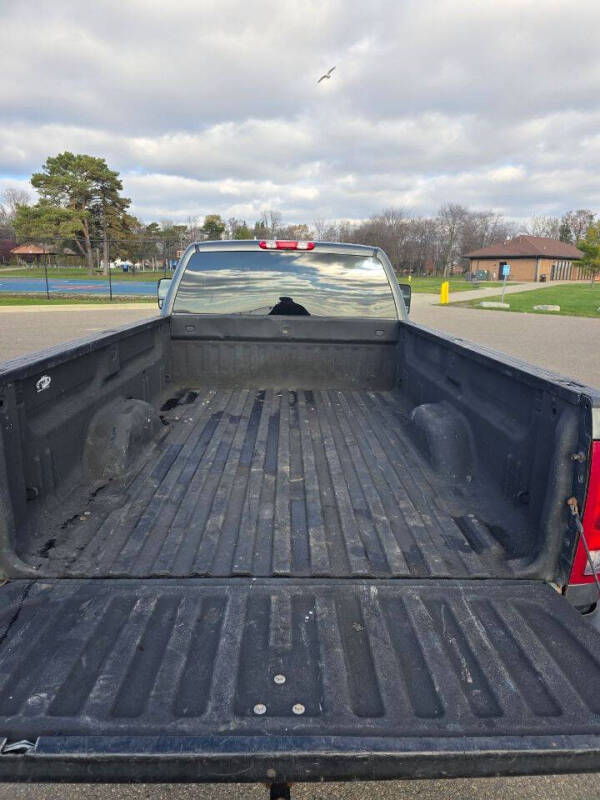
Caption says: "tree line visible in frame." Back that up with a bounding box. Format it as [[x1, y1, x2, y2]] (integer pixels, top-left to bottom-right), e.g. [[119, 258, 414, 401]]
[[202, 205, 600, 277], [1, 151, 598, 277]]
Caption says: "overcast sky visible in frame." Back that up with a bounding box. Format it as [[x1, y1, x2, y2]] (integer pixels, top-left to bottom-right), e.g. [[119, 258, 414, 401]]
[[1, 0, 599, 225]]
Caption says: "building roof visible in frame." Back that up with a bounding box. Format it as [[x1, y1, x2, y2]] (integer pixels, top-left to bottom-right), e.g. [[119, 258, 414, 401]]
[[465, 235, 583, 260], [10, 243, 56, 255]]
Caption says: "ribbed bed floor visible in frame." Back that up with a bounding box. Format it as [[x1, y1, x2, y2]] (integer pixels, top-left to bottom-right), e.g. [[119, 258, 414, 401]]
[[25, 388, 518, 578]]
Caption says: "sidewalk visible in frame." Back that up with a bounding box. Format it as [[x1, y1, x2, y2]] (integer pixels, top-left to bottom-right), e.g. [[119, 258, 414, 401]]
[[412, 281, 571, 307]]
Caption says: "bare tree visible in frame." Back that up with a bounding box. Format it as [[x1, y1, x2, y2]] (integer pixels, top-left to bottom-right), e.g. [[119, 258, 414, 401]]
[[312, 219, 357, 242], [185, 216, 205, 243], [437, 203, 469, 276], [0, 187, 32, 235], [353, 208, 407, 269], [325, 210, 441, 274], [528, 215, 561, 239], [258, 209, 283, 237], [227, 217, 241, 238], [458, 210, 516, 268], [278, 223, 313, 240], [463, 211, 515, 250], [0, 206, 10, 234], [337, 220, 358, 242], [312, 218, 330, 240], [402, 217, 440, 274], [559, 209, 595, 244], [1, 187, 31, 220]]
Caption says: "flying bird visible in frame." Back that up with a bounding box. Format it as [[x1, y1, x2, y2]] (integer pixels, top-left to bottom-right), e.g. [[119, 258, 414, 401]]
[[317, 66, 336, 84]]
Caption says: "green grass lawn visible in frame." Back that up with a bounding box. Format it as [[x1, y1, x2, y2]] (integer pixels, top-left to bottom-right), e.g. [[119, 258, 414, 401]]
[[403, 276, 509, 293], [0, 294, 156, 306], [456, 284, 600, 318], [0, 267, 163, 281]]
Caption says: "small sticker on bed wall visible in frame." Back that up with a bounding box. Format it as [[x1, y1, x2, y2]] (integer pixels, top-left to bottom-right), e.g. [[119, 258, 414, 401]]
[[35, 375, 51, 393]]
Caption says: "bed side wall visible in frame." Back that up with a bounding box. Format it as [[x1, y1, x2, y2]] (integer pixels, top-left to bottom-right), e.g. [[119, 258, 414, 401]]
[[0, 317, 170, 576], [397, 322, 594, 582]]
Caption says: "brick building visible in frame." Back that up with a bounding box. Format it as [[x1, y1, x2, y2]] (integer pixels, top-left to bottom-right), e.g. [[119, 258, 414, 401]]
[[465, 235, 584, 282]]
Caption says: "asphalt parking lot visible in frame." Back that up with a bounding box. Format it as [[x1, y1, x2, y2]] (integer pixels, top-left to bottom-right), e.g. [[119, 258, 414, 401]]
[[0, 301, 598, 800], [1, 774, 600, 800], [0, 304, 159, 363], [411, 294, 600, 388]]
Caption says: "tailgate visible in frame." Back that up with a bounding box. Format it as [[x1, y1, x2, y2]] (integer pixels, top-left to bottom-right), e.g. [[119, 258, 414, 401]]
[[0, 578, 599, 782]]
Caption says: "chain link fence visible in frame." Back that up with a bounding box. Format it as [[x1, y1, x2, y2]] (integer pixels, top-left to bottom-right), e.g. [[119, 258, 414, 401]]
[[0, 235, 191, 301]]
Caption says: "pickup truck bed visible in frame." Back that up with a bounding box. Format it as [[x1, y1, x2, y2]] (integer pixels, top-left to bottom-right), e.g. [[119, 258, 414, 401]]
[[22, 387, 524, 579], [1, 300, 599, 784]]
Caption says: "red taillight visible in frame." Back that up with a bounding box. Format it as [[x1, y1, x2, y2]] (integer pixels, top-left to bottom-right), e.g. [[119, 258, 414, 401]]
[[258, 240, 315, 250], [569, 440, 600, 584]]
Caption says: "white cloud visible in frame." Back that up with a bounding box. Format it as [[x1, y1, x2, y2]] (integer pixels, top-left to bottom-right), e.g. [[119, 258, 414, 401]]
[[0, 177, 32, 198], [488, 166, 526, 183], [1, 0, 600, 223]]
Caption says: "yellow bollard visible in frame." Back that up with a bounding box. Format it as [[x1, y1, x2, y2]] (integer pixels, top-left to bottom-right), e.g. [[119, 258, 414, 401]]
[[440, 280, 450, 304]]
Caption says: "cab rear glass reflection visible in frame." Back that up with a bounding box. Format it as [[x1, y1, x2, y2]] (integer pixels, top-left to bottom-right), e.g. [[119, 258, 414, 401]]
[[173, 250, 397, 318]]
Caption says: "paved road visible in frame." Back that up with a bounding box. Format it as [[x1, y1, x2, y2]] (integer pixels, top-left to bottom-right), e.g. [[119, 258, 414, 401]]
[[411, 294, 600, 388], [1, 774, 599, 800], [0, 277, 156, 296], [0, 305, 158, 362], [0, 304, 599, 799]]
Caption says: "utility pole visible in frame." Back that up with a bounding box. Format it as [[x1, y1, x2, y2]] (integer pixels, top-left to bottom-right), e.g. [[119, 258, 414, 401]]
[[43, 248, 50, 301], [107, 238, 113, 302], [102, 206, 112, 300], [108, 261, 113, 301], [103, 219, 110, 276]]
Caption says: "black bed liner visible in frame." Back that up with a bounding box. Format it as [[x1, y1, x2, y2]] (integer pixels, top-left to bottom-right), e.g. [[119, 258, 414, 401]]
[[0, 578, 599, 781], [23, 388, 529, 579]]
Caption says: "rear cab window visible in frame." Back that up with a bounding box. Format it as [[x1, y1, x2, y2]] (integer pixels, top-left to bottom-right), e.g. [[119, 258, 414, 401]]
[[172, 249, 398, 318]]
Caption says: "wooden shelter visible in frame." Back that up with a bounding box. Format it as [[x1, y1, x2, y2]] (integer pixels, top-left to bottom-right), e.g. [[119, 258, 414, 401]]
[[10, 243, 57, 264]]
